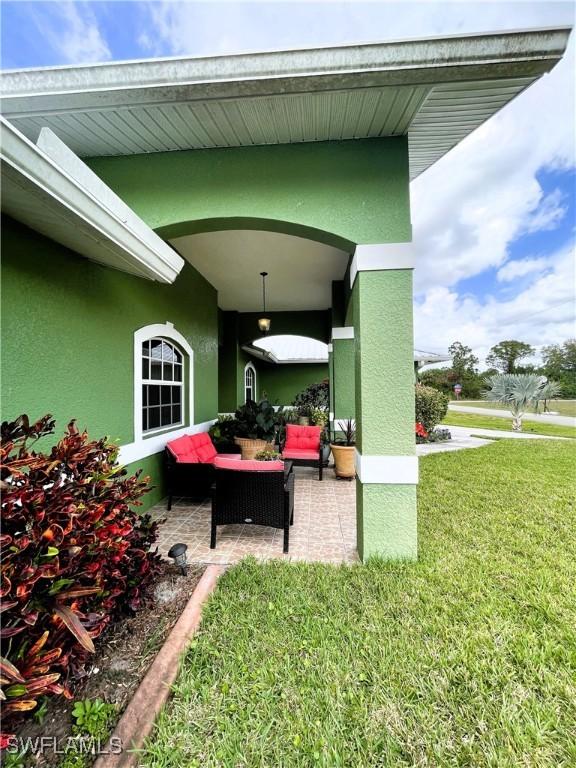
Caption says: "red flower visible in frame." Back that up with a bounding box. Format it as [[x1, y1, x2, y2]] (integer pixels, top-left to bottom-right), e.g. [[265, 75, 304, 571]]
[[415, 422, 428, 438]]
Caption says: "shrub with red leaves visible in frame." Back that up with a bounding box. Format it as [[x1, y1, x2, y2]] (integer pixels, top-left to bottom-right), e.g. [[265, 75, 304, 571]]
[[0, 414, 162, 740]]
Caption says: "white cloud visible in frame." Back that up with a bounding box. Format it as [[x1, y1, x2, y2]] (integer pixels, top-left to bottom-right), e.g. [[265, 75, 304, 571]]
[[31, 2, 111, 64], [414, 242, 576, 366], [522, 188, 569, 234], [496, 257, 550, 283]]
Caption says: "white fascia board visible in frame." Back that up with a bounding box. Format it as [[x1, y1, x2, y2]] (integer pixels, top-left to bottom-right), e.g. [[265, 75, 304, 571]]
[[0, 118, 184, 283], [1, 27, 570, 112]]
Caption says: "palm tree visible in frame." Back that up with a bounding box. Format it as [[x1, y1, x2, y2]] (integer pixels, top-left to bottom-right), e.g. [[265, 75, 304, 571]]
[[535, 380, 562, 414], [483, 374, 559, 431]]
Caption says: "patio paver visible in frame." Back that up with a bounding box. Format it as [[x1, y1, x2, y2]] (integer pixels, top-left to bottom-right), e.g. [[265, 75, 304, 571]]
[[149, 466, 359, 565]]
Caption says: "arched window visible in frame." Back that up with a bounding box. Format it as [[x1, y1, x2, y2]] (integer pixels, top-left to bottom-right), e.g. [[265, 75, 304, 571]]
[[244, 362, 257, 403], [141, 338, 184, 433]]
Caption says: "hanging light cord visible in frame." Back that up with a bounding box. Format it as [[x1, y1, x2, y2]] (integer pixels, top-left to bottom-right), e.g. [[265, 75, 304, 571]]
[[260, 271, 268, 313]]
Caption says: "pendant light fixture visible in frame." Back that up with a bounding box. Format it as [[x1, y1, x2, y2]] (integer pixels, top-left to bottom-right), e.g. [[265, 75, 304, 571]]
[[257, 271, 271, 333]]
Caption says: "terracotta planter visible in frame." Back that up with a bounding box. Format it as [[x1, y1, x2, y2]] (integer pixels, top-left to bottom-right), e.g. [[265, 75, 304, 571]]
[[234, 437, 274, 460], [298, 417, 310, 426], [330, 444, 356, 479]]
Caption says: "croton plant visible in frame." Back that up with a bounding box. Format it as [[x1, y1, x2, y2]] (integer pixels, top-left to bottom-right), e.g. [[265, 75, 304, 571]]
[[0, 414, 162, 746]]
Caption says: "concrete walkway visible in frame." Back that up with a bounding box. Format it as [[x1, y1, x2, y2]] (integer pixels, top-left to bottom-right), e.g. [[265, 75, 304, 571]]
[[417, 423, 572, 456], [448, 403, 575, 427]]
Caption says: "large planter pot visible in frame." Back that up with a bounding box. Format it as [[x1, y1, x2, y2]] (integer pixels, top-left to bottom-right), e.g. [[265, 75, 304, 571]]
[[298, 417, 310, 426], [234, 437, 274, 460], [330, 444, 356, 479]]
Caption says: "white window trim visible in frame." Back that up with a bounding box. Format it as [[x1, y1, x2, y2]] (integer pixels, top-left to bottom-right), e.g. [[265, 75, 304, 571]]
[[119, 322, 199, 465], [244, 362, 257, 403]]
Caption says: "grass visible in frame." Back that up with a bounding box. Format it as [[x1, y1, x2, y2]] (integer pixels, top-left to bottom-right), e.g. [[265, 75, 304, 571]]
[[456, 399, 576, 418], [143, 440, 576, 768], [443, 410, 576, 439]]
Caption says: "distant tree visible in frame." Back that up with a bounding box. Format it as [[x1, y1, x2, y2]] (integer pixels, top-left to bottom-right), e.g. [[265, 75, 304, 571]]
[[541, 339, 576, 398], [483, 373, 558, 431], [448, 341, 479, 378], [486, 340, 535, 374]]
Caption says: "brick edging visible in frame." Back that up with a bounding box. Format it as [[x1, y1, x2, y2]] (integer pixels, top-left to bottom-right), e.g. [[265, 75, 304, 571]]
[[93, 564, 225, 768]]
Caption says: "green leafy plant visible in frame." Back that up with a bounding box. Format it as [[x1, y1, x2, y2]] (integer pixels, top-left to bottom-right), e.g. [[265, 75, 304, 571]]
[[483, 374, 560, 431], [208, 414, 240, 444], [234, 399, 277, 442], [71, 698, 115, 739], [332, 420, 356, 446], [254, 448, 282, 462], [292, 380, 329, 415], [310, 408, 328, 429], [415, 384, 449, 432], [0, 414, 162, 741]]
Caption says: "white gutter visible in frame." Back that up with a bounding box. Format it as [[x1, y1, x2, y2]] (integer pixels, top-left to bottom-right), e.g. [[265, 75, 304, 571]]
[[0, 118, 184, 283]]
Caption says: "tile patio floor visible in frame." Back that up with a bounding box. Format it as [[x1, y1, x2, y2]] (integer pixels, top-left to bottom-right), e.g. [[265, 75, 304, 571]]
[[149, 466, 359, 565]]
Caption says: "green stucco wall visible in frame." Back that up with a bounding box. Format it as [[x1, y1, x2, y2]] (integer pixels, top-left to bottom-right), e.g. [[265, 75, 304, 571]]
[[258, 363, 328, 406], [1, 216, 219, 509], [332, 339, 355, 420], [87, 137, 410, 248]]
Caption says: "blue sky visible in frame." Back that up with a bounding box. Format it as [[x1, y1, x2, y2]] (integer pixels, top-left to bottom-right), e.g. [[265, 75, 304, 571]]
[[1, 1, 575, 364]]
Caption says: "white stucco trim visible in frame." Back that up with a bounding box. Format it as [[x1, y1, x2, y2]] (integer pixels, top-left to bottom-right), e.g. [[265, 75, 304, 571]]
[[131, 322, 195, 461], [327, 343, 333, 353], [350, 243, 414, 287], [331, 327, 354, 340], [119, 419, 215, 465], [355, 450, 419, 484]]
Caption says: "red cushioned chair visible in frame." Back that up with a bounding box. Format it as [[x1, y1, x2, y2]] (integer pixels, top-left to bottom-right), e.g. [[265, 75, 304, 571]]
[[211, 458, 295, 552], [281, 424, 324, 480], [165, 433, 241, 510]]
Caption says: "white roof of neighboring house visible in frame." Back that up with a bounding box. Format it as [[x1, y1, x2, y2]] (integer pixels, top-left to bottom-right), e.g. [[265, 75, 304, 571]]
[[0, 27, 570, 180]]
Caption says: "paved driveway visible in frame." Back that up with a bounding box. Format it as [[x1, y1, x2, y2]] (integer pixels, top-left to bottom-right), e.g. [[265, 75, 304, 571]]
[[449, 403, 576, 427]]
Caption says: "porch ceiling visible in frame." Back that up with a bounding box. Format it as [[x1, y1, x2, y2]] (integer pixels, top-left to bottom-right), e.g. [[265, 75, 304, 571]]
[[170, 229, 349, 311], [0, 27, 570, 180]]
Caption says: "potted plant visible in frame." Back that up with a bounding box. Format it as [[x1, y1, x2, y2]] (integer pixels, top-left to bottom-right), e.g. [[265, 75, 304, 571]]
[[330, 419, 356, 479], [310, 407, 331, 464], [233, 398, 277, 459], [297, 404, 311, 426], [254, 447, 282, 462], [293, 380, 329, 426], [209, 414, 241, 453]]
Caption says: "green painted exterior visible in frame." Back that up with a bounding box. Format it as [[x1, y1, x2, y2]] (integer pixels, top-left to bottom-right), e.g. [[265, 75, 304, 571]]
[[353, 269, 416, 561], [1, 216, 219, 509], [87, 137, 411, 248], [258, 363, 328, 406], [332, 339, 355, 421]]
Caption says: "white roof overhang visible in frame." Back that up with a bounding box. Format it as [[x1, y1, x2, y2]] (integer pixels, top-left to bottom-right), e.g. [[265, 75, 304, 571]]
[[0, 27, 571, 179], [0, 118, 184, 282]]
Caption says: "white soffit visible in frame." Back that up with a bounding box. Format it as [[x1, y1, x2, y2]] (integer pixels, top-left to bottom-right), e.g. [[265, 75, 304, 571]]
[[0, 119, 184, 282], [170, 229, 349, 311], [0, 28, 570, 179]]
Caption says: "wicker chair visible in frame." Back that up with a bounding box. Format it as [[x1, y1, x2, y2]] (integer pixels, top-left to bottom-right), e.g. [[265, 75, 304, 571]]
[[211, 460, 294, 553], [281, 424, 325, 480], [165, 433, 240, 510]]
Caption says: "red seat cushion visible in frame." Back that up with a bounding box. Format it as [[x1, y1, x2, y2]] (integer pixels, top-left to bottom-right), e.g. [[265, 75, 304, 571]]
[[282, 448, 320, 461], [213, 457, 284, 472], [167, 433, 218, 464], [215, 453, 243, 461], [284, 425, 322, 451], [166, 435, 199, 463]]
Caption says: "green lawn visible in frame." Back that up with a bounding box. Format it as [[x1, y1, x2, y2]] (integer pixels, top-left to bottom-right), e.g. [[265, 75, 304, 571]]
[[144, 441, 576, 768], [456, 399, 576, 418], [442, 410, 576, 438]]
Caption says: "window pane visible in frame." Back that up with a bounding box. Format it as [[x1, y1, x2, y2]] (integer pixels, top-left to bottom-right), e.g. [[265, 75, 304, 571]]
[[142, 359, 149, 379], [174, 348, 182, 364], [150, 361, 162, 380], [143, 386, 148, 406], [150, 339, 162, 359], [163, 362, 173, 381], [148, 386, 160, 406], [171, 385, 181, 403], [161, 386, 172, 405], [148, 407, 160, 430], [172, 404, 181, 423], [174, 364, 182, 382], [161, 405, 172, 425], [142, 410, 148, 431], [142, 340, 150, 356]]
